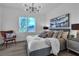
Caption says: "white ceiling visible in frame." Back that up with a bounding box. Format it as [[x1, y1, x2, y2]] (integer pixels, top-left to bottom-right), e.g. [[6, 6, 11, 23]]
[[0, 3, 63, 15]]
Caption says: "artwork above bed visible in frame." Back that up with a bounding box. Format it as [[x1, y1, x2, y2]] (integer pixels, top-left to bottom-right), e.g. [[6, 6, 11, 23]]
[[50, 13, 70, 30]]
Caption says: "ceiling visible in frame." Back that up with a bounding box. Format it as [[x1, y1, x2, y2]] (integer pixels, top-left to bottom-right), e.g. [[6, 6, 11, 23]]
[[0, 3, 62, 15]]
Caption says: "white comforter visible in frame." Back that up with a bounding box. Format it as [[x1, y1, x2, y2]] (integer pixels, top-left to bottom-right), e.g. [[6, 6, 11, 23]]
[[26, 35, 60, 55], [45, 38, 60, 55]]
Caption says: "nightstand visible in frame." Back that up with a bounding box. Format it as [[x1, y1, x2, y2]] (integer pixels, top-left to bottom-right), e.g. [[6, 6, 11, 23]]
[[67, 38, 79, 54]]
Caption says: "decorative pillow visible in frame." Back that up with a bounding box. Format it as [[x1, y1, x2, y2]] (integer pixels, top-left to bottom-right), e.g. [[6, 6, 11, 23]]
[[47, 31, 54, 38], [6, 33, 15, 38], [61, 32, 69, 40], [10, 33, 16, 37], [57, 31, 63, 39], [6, 33, 11, 38], [53, 31, 59, 38], [38, 31, 48, 38]]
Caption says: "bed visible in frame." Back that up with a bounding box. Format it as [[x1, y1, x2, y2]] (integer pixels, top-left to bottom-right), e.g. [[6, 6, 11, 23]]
[[25, 30, 69, 56], [26, 37, 50, 56]]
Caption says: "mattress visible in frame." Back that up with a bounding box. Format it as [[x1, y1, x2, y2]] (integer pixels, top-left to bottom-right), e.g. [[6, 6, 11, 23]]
[[27, 39, 49, 52], [26, 36, 50, 55]]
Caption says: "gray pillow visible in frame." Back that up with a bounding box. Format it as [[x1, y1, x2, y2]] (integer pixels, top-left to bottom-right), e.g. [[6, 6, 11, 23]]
[[38, 32, 48, 38]]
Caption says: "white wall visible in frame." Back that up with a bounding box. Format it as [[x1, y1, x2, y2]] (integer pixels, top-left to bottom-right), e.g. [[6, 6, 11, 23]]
[[0, 6, 3, 44], [1, 3, 79, 43], [45, 3, 79, 36], [46, 4, 79, 25], [0, 6, 2, 31], [1, 6, 46, 42]]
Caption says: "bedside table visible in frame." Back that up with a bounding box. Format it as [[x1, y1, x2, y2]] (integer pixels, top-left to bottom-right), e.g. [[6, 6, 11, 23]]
[[67, 38, 79, 54]]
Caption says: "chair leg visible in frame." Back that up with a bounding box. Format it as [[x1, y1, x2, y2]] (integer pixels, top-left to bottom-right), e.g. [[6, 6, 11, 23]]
[[6, 43, 7, 48], [14, 39, 16, 44], [5, 42, 7, 48]]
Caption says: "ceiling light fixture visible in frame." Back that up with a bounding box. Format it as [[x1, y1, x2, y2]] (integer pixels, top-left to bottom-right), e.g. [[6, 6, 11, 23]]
[[24, 3, 42, 13]]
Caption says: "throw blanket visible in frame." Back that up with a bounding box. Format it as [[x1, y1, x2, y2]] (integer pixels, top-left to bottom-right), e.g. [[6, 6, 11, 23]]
[[45, 38, 60, 55], [26, 35, 60, 55]]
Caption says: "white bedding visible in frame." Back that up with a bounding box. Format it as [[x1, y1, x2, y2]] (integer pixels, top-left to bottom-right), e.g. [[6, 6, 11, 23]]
[[26, 35, 49, 55], [26, 35, 60, 55], [45, 38, 60, 55]]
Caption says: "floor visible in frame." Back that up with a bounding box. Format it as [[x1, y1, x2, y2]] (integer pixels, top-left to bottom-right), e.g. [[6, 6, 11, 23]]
[[0, 41, 79, 56]]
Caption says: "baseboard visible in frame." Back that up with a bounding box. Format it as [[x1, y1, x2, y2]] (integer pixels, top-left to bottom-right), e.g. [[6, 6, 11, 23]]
[[16, 40, 25, 43], [0, 40, 25, 45]]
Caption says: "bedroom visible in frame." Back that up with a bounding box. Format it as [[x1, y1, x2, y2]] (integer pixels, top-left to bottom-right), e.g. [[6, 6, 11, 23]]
[[0, 3, 79, 56]]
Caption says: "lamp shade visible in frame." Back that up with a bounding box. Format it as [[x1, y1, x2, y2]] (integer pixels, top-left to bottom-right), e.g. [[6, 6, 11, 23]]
[[43, 26, 49, 30]]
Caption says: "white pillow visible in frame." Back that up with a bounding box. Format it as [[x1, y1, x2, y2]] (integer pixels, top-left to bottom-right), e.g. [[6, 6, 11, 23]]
[[10, 33, 15, 37], [6, 33, 15, 38], [6, 33, 11, 38]]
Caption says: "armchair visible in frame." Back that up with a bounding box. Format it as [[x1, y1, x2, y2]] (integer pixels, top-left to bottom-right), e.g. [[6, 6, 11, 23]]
[[0, 30, 16, 48]]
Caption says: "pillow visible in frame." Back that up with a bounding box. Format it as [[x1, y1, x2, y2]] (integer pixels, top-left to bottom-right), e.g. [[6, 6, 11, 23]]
[[53, 31, 59, 38], [6, 33, 15, 38], [6, 33, 11, 38], [57, 31, 63, 39], [10, 33, 16, 37], [61, 32, 69, 40], [47, 31, 54, 38], [38, 31, 48, 38]]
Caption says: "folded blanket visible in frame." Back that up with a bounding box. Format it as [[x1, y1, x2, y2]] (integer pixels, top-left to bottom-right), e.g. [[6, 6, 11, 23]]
[[45, 38, 60, 55]]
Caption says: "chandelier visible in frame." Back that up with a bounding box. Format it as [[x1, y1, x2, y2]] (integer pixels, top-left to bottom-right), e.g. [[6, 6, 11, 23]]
[[24, 3, 41, 13]]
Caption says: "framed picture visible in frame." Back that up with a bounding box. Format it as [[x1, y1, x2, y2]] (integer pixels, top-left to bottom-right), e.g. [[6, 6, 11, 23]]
[[50, 13, 70, 29]]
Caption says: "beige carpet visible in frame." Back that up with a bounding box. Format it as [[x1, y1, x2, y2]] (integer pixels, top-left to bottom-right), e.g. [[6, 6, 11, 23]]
[[0, 41, 78, 56]]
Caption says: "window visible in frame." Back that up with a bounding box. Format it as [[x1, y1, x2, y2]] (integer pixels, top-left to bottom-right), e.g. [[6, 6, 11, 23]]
[[19, 16, 27, 32], [27, 17, 36, 32], [19, 16, 36, 32]]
